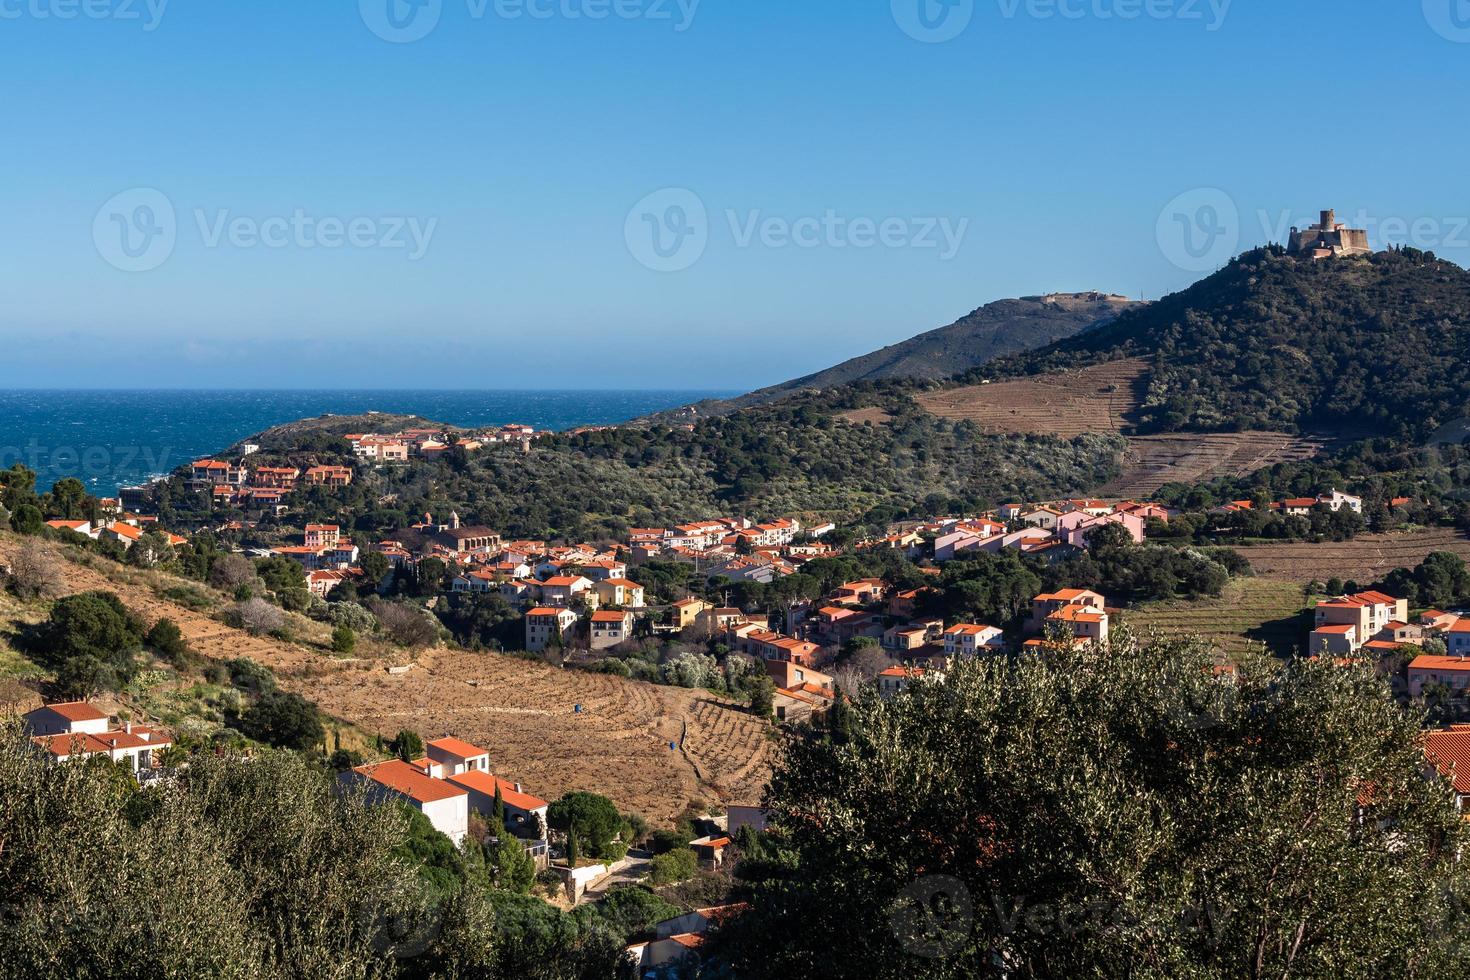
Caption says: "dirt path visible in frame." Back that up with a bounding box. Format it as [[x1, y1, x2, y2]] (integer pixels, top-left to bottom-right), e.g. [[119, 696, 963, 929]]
[[0, 536, 775, 825]]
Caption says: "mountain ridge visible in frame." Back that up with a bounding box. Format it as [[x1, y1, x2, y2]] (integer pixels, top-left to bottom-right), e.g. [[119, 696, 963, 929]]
[[641, 291, 1141, 423]]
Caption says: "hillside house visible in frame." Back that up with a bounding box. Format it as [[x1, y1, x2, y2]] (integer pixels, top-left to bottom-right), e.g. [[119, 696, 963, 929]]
[[345, 760, 469, 846], [672, 598, 712, 629], [425, 737, 491, 776], [1314, 592, 1409, 644], [590, 609, 635, 650], [1046, 604, 1110, 647], [252, 466, 299, 489], [25, 703, 171, 774], [593, 578, 646, 608], [445, 770, 549, 838], [1450, 619, 1470, 656], [943, 623, 1005, 657], [525, 607, 578, 652], [304, 523, 341, 548], [304, 465, 354, 487], [1030, 589, 1106, 631], [1310, 623, 1359, 657], [538, 575, 593, 607], [877, 665, 936, 698], [1410, 655, 1470, 698], [1423, 726, 1470, 810]]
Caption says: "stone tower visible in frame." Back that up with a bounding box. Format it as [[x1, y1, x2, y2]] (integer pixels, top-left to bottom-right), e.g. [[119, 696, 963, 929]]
[[1287, 208, 1371, 260]]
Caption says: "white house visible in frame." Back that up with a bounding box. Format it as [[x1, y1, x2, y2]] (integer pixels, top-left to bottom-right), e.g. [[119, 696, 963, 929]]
[[425, 736, 491, 776], [25, 703, 172, 774], [445, 770, 550, 837], [942, 623, 1005, 657], [525, 607, 578, 651], [345, 760, 469, 846]]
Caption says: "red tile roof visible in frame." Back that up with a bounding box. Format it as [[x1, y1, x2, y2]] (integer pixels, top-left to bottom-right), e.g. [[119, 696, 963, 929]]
[[427, 736, 488, 760], [354, 760, 467, 804], [444, 769, 548, 811]]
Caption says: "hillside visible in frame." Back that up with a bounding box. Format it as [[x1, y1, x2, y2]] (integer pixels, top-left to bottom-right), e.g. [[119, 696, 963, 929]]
[[978, 247, 1470, 439], [0, 532, 774, 824], [645, 292, 1140, 422]]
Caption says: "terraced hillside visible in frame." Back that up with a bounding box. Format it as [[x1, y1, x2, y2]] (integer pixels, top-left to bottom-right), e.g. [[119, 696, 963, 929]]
[[1099, 432, 1329, 497], [1238, 529, 1470, 585], [914, 358, 1151, 436], [1127, 577, 1308, 659], [0, 534, 776, 825]]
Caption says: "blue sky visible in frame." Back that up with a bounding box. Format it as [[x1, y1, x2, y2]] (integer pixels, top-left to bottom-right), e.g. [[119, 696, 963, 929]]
[[1, 0, 1467, 389]]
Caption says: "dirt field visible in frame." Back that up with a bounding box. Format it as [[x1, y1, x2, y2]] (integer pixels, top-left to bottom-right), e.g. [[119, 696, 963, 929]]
[[1126, 577, 1308, 659], [0, 535, 776, 825], [1099, 432, 1327, 497], [914, 359, 1150, 436], [837, 406, 896, 426], [1237, 529, 1470, 585]]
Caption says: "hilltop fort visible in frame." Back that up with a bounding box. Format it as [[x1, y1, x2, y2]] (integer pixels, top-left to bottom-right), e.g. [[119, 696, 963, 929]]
[[1287, 209, 1371, 259]]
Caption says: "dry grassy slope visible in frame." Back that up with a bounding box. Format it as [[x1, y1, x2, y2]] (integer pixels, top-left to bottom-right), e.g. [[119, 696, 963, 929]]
[[1126, 577, 1309, 660], [0, 533, 775, 825], [912, 358, 1327, 492]]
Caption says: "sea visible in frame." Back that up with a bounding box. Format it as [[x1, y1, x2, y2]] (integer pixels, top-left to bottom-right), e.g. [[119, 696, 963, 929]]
[[0, 390, 733, 495]]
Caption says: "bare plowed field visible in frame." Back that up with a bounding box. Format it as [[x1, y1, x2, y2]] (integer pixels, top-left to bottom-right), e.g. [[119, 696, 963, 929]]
[[914, 359, 1150, 436], [1239, 529, 1470, 584], [0, 536, 775, 825], [1099, 432, 1327, 497]]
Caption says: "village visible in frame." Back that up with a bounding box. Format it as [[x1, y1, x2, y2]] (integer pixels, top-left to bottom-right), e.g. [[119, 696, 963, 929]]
[[15, 423, 1470, 976]]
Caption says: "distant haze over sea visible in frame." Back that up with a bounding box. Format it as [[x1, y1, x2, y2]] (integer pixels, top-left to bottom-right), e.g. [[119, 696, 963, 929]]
[[0, 390, 732, 495]]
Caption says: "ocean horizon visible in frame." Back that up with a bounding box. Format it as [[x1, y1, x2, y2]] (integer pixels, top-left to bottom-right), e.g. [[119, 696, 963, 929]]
[[0, 389, 736, 496]]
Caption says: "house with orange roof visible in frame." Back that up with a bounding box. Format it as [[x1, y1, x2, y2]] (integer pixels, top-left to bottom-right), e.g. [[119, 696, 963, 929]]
[[1029, 589, 1105, 631], [877, 665, 937, 698], [593, 577, 646, 609], [627, 904, 749, 977], [304, 465, 353, 487], [252, 466, 299, 489], [525, 607, 578, 652], [425, 736, 491, 776], [304, 523, 341, 548], [344, 760, 469, 845], [445, 769, 549, 837], [1309, 623, 1359, 657], [45, 519, 94, 538], [590, 609, 635, 650], [1409, 654, 1470, 698], [1314, 591, 1409, 644], [943, 623, 1005, 657], [99, 521, 143, 549], [24, 702, 171, 775], [1449, 618, 1470, 657], [1422, 725, 1470, 809], [537, 574, 593, 607], [1047, 604, 1110, 647], [670, 596, 712, 628]]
